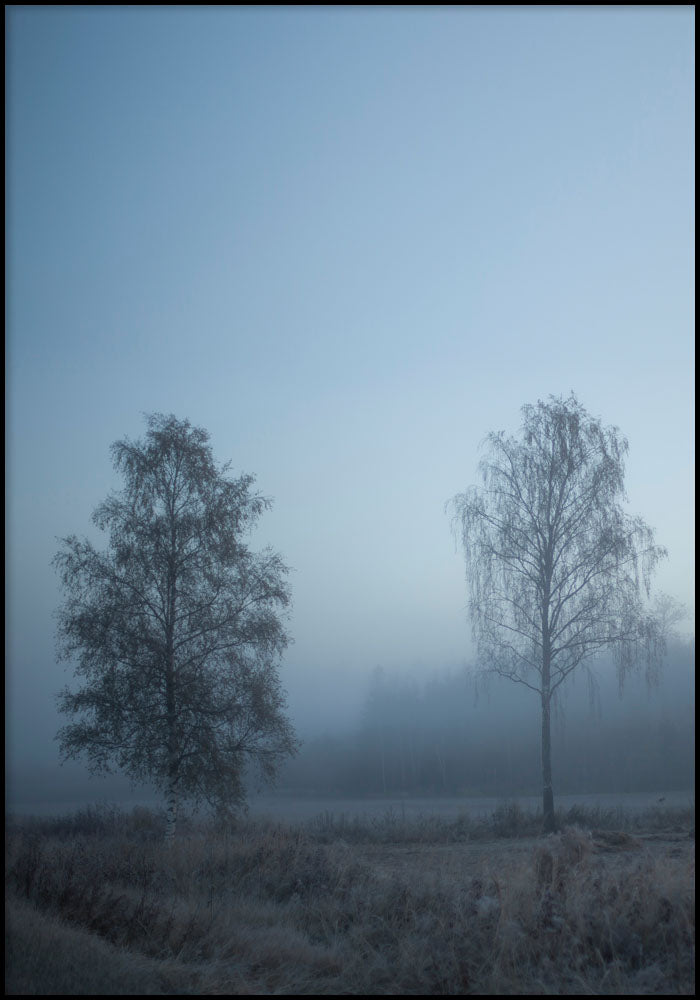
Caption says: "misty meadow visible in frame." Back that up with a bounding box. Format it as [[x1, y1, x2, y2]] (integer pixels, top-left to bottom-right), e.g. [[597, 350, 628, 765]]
[[7, 6, 693, 997], [5, 801, 695, 995], [7, 281, 695, 1000]]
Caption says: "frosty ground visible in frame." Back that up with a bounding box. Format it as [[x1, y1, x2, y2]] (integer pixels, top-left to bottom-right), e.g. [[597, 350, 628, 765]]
[[5, 802, 694, 995]]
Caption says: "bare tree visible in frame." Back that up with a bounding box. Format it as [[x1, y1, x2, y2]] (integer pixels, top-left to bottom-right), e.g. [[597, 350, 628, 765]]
[[54, 414, 297, 840], [448, 394, 667, 831]]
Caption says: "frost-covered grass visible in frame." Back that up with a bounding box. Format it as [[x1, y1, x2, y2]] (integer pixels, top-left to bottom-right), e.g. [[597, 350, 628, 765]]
[[5, 804, 694, 995], [305, 799, 695, 843]]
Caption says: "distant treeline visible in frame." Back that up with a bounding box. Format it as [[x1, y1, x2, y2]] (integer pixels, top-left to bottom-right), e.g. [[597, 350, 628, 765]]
[[278, 640, 694, 797]]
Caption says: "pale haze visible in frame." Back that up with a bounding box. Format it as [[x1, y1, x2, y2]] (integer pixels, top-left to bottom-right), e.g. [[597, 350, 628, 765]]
[[6, 7, 694, 808]]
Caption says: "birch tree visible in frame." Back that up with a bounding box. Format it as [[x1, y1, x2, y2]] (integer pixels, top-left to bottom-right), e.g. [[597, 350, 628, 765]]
[[54, 414, 297, 841], [448, 394, 667, 831]]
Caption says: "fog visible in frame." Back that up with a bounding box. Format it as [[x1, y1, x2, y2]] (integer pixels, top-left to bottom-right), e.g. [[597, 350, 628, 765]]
[[6, 8, 694, 816], [7, 641, 693, 814], [278, 641, 694, 799]]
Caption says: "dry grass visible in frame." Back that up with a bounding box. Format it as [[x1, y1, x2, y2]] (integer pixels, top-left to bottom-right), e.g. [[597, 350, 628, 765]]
[[5, 804, 694, 995]]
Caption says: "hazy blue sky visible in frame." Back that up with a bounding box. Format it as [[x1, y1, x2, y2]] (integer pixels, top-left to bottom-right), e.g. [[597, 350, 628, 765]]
[[6, 7, 694, 799]]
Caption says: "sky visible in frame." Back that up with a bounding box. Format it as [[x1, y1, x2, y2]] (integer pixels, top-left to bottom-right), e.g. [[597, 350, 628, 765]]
[[6, 7, 694, 806]]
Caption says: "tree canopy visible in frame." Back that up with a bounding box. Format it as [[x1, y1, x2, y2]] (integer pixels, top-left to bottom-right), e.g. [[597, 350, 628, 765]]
[[54, 414, 297, 837], [448, 394, 668, 830]]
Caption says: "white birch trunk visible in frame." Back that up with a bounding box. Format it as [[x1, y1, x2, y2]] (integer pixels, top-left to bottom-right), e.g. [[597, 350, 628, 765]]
[[165, 783, 178, 845]]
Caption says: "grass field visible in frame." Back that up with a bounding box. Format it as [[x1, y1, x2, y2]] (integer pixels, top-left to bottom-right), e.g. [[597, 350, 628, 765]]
[[5, 802, 694, 995]]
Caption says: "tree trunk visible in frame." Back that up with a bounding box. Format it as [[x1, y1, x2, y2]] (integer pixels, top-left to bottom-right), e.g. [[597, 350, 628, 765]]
[[541, 586, 556, 833], [165, 516, 178, 844], [541, 691, 556, 832], [164, 646, 178, 843], [379, 731, 386, 797], [165, 781, 178, 846]]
